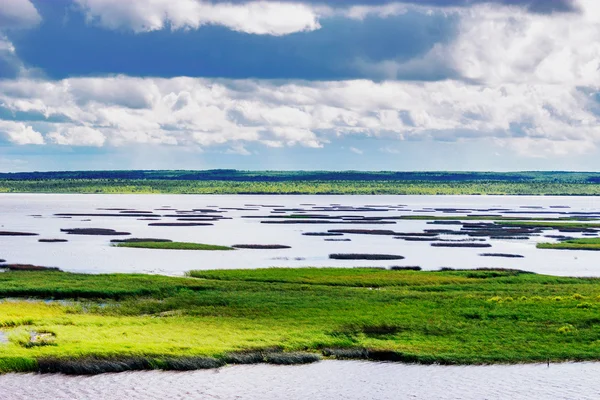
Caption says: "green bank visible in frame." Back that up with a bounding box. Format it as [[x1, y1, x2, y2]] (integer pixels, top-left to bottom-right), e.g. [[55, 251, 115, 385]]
[[1, 268, 600, 373]]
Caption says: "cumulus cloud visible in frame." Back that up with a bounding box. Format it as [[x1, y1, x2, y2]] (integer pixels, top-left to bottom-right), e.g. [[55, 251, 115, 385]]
[[449, 0, 600, 86], [357, 0, 600, 86], [0, 75, 598, 156], [0, 120, 44, 145], [74, 0, 321, 35], [0, 0, 41, 29], [0, 0, 597, 157]]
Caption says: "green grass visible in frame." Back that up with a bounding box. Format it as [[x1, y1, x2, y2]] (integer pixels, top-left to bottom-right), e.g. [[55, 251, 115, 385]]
[[537, 238, 600, 251], [400, 216, 600, 222], [113, 242, 234, 251], [2, 268, 600, 372], [498, 221, 600, 228]]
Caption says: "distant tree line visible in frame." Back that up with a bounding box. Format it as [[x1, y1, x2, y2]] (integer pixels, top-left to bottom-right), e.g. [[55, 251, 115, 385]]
[[1, 170, 600, 183]]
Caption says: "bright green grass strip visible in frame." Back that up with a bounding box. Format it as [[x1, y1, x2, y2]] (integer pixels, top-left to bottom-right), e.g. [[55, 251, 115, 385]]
[[2, 268, 600, 372], [499, 221, 600, 229], [114, 242, 234, 251], [399, 216, 600, 222], [0, 271, 210, 299], [538, 237, 600, 251]]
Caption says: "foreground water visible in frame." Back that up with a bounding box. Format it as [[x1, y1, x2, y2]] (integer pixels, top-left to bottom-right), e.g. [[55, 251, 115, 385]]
[[1, 193, 600, 276], [1, 361, 600, 400]]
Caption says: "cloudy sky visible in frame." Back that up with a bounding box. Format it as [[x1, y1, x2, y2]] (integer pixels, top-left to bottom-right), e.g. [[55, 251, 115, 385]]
[[0, 0, 599, 171]]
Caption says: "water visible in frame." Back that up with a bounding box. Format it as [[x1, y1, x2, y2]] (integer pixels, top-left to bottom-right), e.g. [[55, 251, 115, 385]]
[[1, 361, 600, 400], [1, 193, 600, 276]]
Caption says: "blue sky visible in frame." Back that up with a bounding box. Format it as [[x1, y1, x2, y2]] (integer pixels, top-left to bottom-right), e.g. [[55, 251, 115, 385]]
[[0, 0, 599, 171]]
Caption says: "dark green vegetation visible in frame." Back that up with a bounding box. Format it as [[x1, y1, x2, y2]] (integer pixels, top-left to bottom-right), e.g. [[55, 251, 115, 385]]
[[0, 264, 61, 272], [537, 238, 600, 251], [2, 268, 600, 373], [2, 170, 600, 194], [329, 254, 405, 260], [61, 228, 130, 236], [113, 242, 235, 251], [480, 253, 525, 258]]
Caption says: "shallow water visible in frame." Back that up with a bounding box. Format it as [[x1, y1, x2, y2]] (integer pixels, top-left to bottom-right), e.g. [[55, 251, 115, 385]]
[[2, 194, 600, 276], [1, 361, 600, 400]]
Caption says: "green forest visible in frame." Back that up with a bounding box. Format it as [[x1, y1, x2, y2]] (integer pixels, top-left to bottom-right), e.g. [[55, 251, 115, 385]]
[[1, 170, 600, 195]]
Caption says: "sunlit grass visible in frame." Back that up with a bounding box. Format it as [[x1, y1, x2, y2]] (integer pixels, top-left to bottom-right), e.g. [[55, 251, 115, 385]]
[[1, 269, 600, 372], [113, 242, 234, 251], [537, 238, 600, 251]]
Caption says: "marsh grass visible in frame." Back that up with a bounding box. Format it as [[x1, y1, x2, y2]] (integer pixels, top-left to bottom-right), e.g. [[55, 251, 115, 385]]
[[60, 228, 131, 236], [499, 221, 600, 229], [1, 268, 600, 373], [329, 254, 405, 260], [537, 238, 600, 251], [113, 242, 234, 251]]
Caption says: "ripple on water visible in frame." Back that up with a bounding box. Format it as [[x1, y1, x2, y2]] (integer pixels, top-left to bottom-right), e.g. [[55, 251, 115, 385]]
[[1, 361, 600, 400]]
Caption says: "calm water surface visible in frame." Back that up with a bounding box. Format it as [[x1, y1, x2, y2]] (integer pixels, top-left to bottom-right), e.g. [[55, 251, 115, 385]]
[[1, 361, 600, 400], [1, 194, 600, 276]]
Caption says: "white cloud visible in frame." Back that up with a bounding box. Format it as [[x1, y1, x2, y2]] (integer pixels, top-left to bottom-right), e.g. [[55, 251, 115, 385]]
[[449, 0, 600, 86], [349, 147, 363, 155], [75, 0, 321, 35], [47, 126, 106, 147], [0, 0, 41, 29], [0, 75, 598, 156], [0, 120, 44, 145], [342, 4, 408, 20], [355, 0, 600, 87]]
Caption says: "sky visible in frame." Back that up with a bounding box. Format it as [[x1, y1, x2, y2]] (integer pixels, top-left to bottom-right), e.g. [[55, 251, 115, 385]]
[[0, 0, 599, 172]]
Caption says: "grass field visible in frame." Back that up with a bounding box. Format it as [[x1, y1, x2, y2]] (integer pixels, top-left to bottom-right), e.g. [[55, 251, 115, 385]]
[[113, 242, 235, 251], [1, 268, 600, 373]]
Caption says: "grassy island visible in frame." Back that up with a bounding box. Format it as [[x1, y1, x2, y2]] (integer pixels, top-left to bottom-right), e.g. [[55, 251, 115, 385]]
[[537, 238, 600, 251], [2, 268, 600, 373], [113, 242, 235, 251]]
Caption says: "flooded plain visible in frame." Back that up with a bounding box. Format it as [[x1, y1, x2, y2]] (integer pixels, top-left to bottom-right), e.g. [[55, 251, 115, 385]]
[[3, 194, 600, 399], [1, 193, 600, 276]]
